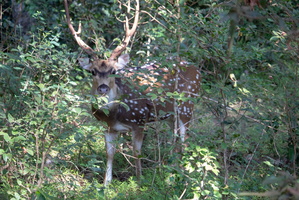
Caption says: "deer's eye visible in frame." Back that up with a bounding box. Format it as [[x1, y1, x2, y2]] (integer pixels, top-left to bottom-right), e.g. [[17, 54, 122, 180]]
[[91, 70, 96, 76], [111, 70, 116, 75]]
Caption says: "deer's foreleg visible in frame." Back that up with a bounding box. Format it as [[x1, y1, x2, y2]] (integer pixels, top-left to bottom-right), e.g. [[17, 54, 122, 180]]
[[104, 132, 118, 186]]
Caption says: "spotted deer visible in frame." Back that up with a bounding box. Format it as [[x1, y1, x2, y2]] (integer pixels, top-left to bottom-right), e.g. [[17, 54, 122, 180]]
[[64, 0, 200, 185]]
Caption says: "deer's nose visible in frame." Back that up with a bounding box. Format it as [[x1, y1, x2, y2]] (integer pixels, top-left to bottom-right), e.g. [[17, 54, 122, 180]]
[[98, 84, 110, 94]]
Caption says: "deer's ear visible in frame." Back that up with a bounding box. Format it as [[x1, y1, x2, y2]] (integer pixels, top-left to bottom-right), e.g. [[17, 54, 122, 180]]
[[78, 58, 92, 70], [115, 54, 130, 69]]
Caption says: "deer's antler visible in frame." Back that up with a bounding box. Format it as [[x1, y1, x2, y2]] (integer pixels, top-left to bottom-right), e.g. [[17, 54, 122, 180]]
[[64, 0, 98, 60], [109, 0, 140, 61]]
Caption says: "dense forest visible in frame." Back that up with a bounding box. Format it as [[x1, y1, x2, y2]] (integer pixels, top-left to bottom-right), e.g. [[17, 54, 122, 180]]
[[1, 0, 299, 199]]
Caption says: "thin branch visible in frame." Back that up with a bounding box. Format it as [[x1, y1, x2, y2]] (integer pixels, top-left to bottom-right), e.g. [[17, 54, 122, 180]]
[[118, 149, 159, 164], [237, 128, 266, 193], [140, 10, 170, 31], [201, 96, 287, 133]]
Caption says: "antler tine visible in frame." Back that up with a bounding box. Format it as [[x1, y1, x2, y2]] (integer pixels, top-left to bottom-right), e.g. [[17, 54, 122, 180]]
[[109, 0, 140, 61], [64, 0, 98, 60]]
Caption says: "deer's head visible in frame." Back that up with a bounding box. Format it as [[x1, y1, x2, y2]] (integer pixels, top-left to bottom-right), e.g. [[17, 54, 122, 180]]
[[64, 0, 139, 96], [78, 54, 130, 96]]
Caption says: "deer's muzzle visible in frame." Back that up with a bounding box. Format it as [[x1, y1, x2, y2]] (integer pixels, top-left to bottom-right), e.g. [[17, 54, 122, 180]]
[[98, 84, 110, 94]]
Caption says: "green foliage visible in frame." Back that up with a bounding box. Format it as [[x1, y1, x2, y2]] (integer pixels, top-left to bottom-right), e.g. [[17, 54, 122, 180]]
[[0, 18, 102, 199], [240, 172, 299, 199], [161, 145, 223, 199], [1, 0, 299, 199]]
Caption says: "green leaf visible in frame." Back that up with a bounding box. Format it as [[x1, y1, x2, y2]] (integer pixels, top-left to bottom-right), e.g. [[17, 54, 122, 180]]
[[7, 113, 14, 123], [13, 136, 26, 142], [166, 92, 173, 97], [69, 81, 77, 86], [0, 149, 5, 155], [72, 107, 82, 114], [0, 132, 12, 143], [14, 192, 21, 200], [263, 160, 274, 167], [36, 83, 46, 92], [26, 56, 36, 62], [34, 191, 46, 200], [3, 153, 12, 162], [120, 102, 130, 111], [50, 41, 60, 47], [238, 87, 251, 95], [17, 179, 23, 186], [147, 93, 158, 100], [102, 108, 110, 116], [26, 148, 34, 156]]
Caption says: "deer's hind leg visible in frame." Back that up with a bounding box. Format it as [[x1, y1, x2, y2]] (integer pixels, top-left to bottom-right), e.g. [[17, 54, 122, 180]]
[[132, 126, 145, 179]]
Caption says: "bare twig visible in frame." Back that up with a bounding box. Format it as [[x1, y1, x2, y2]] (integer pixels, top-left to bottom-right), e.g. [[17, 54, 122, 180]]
[[140, 10, 170, 31], [118, 149, 159, 164], [202, 96, 287, 133], [238, 128, 266, 192]]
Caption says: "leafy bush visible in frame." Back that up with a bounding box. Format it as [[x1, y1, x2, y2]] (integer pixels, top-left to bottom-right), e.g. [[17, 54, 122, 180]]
[[1, 0, 299, 199], [0, 18, 101, 198]]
